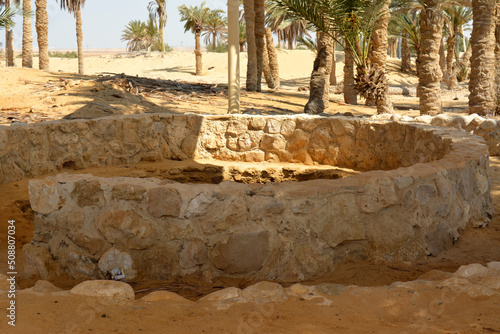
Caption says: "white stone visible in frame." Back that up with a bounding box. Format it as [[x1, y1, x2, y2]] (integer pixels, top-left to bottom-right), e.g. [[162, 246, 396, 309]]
[[29, 180, 60, 215], [243, 281, 288, 304], [455, 264, 489, 278], [70, 280, 135, 300], [141, 290, 193, 304]]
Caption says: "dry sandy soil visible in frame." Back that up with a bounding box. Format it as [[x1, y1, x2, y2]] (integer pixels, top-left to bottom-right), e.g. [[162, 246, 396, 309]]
[[0, 51, 499, 333]]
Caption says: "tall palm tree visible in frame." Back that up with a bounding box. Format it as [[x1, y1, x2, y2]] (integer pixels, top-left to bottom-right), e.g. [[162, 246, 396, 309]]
[[148, 0, 168, 53], [442, 5, 472, 89], [35, 0, 49, 70], [419, 0, 444, 116], [58, 0, 85, 75], [178, 1, 211, 76], [267, 2, 310, 50], [254, 0, 266, 92], [243, 0, 258, 90], [469, 0, 496, 116], [1, 0, 15, 66], [202, 10, 227, 52], [21, 0, 32, 68], [369, 0, 393, 114]]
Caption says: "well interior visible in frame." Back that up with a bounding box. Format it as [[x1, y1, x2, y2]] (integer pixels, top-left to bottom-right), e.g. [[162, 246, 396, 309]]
[[11, 114, 492, 282]]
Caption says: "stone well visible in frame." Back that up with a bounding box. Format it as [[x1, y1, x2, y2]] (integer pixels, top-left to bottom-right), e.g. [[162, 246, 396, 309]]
[[15, 114, 493, 282]]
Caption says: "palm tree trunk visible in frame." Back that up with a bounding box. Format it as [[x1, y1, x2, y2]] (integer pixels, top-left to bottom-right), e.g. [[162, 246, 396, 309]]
[[76, 7, 84, 75], [288, 38, 293, 50], [439, 37, 446, 79], [317, 32, 333, 110], [495, 1, 500, 115], [344, 50, 357, 105], [6, 25, 14, 67], [266, 27, 279, 88], [36, 0, 49, 71], [254, 0, 265, 92], [369, 0, 393, 114], [244, 0, 257, 91], [305, 46, 327, 114], [160, 26, 165, 53], [22, 0, 33, 68], [419, 0, 443, 116], [213, 31, 216, 52], [469, 0, 496, 116], [388, 37, 397, 58], [262, 35, 275, 89], [401, 34, 411, 72], [330, 39, 337, 86], [195, 30, 203, 76], [445, 35, 458, 89]]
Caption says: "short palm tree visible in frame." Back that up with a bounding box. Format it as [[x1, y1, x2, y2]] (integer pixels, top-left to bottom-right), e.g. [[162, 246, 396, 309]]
[[178, 1, 211, 76], [57, 0, 86, 75], [148, 0, 168, 53], [121, 20, 150, 52], [0, 0, 16, 66], [203, 10, 227, 52], [266, 1, 310, 50], [271, 0, 388, 113]]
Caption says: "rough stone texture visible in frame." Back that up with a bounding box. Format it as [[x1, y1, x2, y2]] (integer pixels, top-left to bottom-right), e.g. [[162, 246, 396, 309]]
[[141, 290, 194, 304], [20, 115, 493, 282], [70, 280, 135, 300]]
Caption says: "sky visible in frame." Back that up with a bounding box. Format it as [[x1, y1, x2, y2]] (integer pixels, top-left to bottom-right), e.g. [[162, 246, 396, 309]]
[[1, 0, 229, 50]]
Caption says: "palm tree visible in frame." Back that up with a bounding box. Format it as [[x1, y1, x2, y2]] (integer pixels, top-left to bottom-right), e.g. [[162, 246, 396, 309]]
[[0, 4, 18, 28], [121, 20, 149, 52], [1, 0, 15, 66], [148, 0, 168, 53], [271, 0, 387, 113], [35, 0, 49, 70], [368, 0, 393, 113], [243, 0, 258, 90], [203, 10, 227, 52], [469, 0, 496, 116], [265, 27, 280, 87], [442, 5, 472, 89], [419, 0, 444, 116], [239, 21, 247, 51], [21, 0, 32, 68], [58, 0, 85, 75], [267, 2, 310, 50], [178, 1, 211, 76]]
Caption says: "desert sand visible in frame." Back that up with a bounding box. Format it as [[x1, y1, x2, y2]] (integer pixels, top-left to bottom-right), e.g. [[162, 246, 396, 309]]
[[0, 50, 499, 333]]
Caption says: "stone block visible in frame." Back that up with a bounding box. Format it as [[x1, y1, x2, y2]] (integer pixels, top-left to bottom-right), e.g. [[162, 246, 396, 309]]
[[212, 231, 271, 274], [288, 129, 310, 152], [29, 180, 60, 215], [147, 187, 182, 218], [97, 210, 158, 250], [265, 119, 282, 134], [71, 179, 104, 207], [141, 291, 193, 303], [179, 239, 209, 269], [112, 184, 146, 201], [280, 120, 296, 138]]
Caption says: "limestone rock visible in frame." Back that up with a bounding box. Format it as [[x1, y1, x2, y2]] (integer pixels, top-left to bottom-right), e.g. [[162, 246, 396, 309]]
[[147, 187, 182, 218], [97, 210, 158, 250], [29, 180, 60, 215], [179, 239, 209, 269], [212, 231, 271, 274], [71, 179, 104, 207], [243, 281, 288, 304], [198, 287, 247, 302], [315, 283, 348, 296], [70, 280, 135, 300], [98, 247, 137, 280], [22, 243, 52, 279], [455, 264, 489, 278], [68, 231, 108, 256], [112, 184, 146, 201], [141, 290, 193, 304]]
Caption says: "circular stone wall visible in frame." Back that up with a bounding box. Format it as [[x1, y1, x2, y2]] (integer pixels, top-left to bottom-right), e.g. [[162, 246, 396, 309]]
[[13, 114, 493, 282]]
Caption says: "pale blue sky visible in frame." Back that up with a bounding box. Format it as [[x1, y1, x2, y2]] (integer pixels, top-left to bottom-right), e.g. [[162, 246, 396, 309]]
[[1, 0, 228, 50]]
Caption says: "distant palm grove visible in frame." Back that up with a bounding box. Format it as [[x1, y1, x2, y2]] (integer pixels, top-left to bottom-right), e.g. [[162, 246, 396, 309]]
[[1, 0, 500, 117]]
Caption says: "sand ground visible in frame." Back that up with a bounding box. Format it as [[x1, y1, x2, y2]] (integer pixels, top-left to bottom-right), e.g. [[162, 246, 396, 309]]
[[0, 51, 499, 333]]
